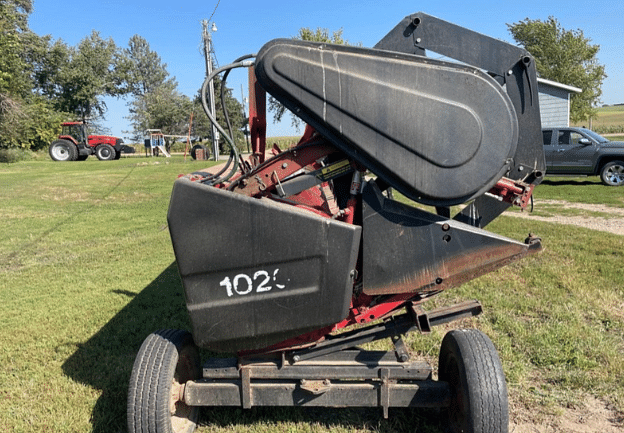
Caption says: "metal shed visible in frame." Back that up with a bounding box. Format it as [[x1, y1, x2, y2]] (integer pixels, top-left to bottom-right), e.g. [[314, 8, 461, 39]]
[[538, 78, 582, 127]]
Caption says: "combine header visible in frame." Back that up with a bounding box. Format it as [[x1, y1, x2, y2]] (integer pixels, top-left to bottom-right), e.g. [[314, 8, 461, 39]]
[[128, 12, 545, 433]]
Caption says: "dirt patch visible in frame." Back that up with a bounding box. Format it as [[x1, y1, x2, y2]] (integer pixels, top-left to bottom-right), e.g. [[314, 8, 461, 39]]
[[505, 199, 624, 236], [510, 396, 623, 433]]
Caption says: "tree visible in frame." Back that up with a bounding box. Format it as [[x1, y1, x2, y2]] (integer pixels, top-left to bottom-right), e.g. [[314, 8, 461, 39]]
[[0, 0, 68, 150], [0, 0, 33, 97], [1, 3, 130, 150], [127, 82, 192, 139], [53, 31, 126, 120], [507, 17, 606, 123], [28, 37, 71, 100], [121, 35, 188, 139], [118, 35, 173, 97], [268, 28, 351, 130]]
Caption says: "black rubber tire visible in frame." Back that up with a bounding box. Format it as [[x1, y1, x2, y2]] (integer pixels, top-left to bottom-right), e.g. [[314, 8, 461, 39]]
[[438, 329, 509, 433], [127, 329, 201, 433], [76, 155, 89, 161], [49, 139, 78, 161], [190, 144, 209, 160], [600, 160, 624, 186], [114, 150, 122, 160], [95, 144, 116, 161]]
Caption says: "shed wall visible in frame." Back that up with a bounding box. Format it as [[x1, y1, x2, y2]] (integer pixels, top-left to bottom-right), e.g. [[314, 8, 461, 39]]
[[538, 84, 571, 127]]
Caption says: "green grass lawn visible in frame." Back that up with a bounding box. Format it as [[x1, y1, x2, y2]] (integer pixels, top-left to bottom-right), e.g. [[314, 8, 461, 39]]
[[1, 157, 623, 432], [537, 176, 624, 206]]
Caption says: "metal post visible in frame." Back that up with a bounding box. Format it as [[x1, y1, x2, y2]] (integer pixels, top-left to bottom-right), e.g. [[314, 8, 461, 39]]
[[248, 66, 266, 166], [202, 20, 219, 161], [241, 84, 250, 153]]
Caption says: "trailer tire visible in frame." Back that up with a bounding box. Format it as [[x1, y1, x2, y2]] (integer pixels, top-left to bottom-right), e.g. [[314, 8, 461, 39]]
[[95, 144, 116, 160], [49, 139, 78, 161], [438, 329, 508, 433], [128, 329, 201, 433]]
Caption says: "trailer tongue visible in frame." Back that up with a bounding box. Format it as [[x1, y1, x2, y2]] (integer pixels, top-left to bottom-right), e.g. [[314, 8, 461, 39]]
[[128, 12, 545, 433]]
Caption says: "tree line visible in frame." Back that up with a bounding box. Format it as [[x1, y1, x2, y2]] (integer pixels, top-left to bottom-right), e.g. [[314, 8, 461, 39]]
[[0, 0, 245, 151], [0, 1, 606, 152]]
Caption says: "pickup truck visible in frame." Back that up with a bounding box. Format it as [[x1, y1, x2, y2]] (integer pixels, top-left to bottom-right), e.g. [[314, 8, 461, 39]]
[[543, 127, 624, 186]]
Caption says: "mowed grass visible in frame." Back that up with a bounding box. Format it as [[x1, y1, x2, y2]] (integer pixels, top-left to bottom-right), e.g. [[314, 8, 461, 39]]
[[1, 157, 624, 432]]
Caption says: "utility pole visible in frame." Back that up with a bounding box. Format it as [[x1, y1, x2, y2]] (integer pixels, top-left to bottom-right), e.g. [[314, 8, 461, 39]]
[[202, 20, 219, 161], [241, 84, 250, 153]]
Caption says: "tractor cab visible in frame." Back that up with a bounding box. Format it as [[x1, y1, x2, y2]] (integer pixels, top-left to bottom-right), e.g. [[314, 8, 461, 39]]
[[61, 122, 87, 144]]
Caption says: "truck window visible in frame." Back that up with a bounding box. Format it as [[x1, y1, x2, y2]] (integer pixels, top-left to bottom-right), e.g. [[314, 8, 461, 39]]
[[570, 132, 584, 145], [558, 131, 584, 146], [542, 130, 552, 146], [557, 130, 570, 145]]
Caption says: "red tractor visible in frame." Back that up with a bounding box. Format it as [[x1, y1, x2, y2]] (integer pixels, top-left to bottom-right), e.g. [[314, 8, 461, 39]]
[[49, 121, 128, 161]]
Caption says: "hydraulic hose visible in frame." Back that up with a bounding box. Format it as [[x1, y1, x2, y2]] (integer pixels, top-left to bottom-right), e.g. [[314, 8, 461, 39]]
[[200, 56, 255, 185]]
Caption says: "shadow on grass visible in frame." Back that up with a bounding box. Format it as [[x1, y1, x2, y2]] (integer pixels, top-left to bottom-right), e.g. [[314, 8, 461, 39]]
[[62, 261, 191, 432], [62, 262, 443, 433], [541, 178, 602, 186]]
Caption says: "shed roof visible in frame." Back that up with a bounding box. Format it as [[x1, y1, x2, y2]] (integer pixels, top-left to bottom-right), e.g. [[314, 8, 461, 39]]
[[537, 78, 582, 94]]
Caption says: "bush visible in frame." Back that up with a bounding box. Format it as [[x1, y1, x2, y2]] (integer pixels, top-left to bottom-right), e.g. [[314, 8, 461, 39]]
[[0, 147, 33, 163], [594, 124, 624, 135]]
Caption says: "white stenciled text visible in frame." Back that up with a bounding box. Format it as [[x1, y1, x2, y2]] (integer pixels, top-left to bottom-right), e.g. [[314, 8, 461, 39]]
[[219, 269, 286, 297]]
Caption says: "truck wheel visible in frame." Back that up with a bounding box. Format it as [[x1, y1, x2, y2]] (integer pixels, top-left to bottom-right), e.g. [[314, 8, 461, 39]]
[[600, 161, 624, 186], [49, 139, 78, 161], [191, 144, 209, 160], [128, 330, 201, 433], [96, 144, 116, 161], [438, 329, 508, 433]]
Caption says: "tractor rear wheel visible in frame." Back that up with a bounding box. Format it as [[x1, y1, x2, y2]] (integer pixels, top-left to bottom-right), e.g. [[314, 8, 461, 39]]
[[96, 144, 116, 161], [128, 329, 201, 433], [49, 139, 78, 161], [438, 329, 508, 433]]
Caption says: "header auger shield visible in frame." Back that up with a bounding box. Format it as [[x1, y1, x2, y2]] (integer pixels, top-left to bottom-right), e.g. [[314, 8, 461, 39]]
[[255, 39, 519, 206]]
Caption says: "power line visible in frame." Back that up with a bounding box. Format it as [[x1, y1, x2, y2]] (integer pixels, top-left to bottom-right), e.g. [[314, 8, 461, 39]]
[[206, 1, 221, 68], [208, 0, 221, 23]]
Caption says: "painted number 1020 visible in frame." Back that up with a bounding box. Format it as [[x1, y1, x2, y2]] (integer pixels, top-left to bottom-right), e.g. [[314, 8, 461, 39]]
[[219, 269, 287, 297]]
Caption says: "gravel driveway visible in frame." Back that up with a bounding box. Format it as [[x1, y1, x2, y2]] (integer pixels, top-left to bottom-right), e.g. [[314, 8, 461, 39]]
[[506, 199, 624, 236]]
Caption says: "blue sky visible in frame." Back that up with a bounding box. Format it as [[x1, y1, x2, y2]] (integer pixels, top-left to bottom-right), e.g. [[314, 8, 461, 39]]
[[29, 0, 623, 140]]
